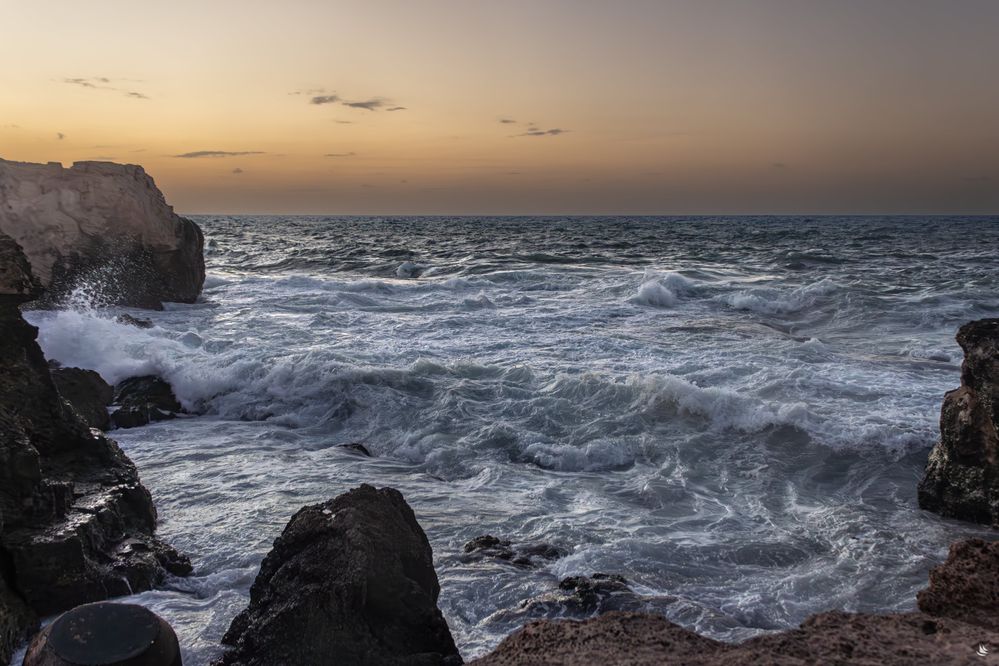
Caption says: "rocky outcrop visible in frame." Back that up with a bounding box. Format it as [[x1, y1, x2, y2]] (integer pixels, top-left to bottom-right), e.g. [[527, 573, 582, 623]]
[[0, 159, 205, 309], [0, 233, 189, 663], [918, 319, 999, 524], [110, 376, 183, 429], [218, 484, 460, 666], [474, 547, 999, 665], [50, 366, 113, 430], [461, 535, 566, 568]]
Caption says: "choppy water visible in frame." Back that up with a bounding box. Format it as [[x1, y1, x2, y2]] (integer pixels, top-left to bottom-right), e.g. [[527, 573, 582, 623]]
[[22, 216, 999, 664]]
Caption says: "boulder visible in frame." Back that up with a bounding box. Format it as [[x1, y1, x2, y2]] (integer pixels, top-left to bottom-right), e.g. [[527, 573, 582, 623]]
[[218, 484, 460, 666], [111, 376, 183, 429], [50, 367, 113, 430], [0, 159, 205, 309], [461, 535, 566, 568], [0, 233, 189, 662], [918, 319, 999, 525]]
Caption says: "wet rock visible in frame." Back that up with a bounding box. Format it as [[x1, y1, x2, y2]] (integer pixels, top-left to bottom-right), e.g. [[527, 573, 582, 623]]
[[218, 484, 460, 666], [0, 233, 189, 660], [462, 535, 567, 568], [50, 367, 113, 431], [917, 538, 999, 631], [23, 602, 181, 666], [0, 158, 205, 309], [487, 573, 651, 629], [918, 319, 999, 525], [110, 376, 183, 429], [116, 314, 155, 329], [337, 442, 372, 457]]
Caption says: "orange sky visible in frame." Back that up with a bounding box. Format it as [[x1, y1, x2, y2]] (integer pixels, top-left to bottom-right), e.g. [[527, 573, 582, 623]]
[[1, 0, 997, 214]]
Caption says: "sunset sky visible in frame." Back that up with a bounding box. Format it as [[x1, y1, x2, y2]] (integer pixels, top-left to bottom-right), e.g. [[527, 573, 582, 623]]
[[2, 0, 997, 214]]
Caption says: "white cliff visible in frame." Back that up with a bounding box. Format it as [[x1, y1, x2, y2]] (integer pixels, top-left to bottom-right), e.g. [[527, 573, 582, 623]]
[[0, 159, 204, 308]]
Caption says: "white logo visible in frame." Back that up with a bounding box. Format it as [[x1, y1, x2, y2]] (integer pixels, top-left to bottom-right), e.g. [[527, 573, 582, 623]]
[[978, 642, 990, 657]]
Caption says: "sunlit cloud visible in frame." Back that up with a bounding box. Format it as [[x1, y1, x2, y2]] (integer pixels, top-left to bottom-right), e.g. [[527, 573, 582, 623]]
[[173, 150, 265, 158], [517, 128, 568, 137], [63, 77, 148, 100], [325, 152, 357, 157]]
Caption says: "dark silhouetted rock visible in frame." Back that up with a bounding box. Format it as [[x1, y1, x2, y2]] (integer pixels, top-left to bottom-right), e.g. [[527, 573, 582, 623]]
[[116, 314, 155, 329], [337, 442, 372, 457], [917, 538, 999, 632], [919, 319, 999, 525], [462, 535, 566, 568], [51, 367, 113, 430], [0, 159, 205, 309], [111, 376, 183, 429], [0, 233, 189, 661], [23, 602, 182, 666], [218, 484, 460, 666]]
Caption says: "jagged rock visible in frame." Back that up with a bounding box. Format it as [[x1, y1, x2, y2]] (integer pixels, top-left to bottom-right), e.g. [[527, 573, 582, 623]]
[[918, 319, 999, 525], [50, 367, 113, 430], [488, 573, 650, 628], [462, 535, 566, 568], [473, 609, 999, 665], [0, 159, 205, 309], [110, 376, 183, 429], [917, 538, 999, 631], [218, 484, 460, 666], [116, 313, 154, 329], [0, 233, 189, 661]]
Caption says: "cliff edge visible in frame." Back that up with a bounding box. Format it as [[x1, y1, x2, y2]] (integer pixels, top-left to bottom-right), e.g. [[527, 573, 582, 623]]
[[0, 159, 204, 309]]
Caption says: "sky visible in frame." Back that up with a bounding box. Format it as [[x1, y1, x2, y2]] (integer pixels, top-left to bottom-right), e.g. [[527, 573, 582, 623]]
[[1, 0, 998, 215]]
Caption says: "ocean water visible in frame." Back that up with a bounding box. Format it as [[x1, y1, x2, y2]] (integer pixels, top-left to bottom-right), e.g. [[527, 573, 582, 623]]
[[22, 216, 999, 664]]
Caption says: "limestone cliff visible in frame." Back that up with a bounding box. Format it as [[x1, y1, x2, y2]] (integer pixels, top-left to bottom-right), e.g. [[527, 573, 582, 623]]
[[0, 159, 204, 309], [918, 318, 999, 524]]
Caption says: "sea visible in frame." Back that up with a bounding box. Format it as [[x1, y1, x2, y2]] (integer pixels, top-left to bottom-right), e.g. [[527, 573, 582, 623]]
[[21, 215, 999, 664]]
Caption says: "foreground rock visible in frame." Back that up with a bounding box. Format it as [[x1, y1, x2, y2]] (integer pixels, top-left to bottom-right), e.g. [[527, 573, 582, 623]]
[[219, 484, 460, 666], [0, 234, 189, 663], [0, 158, 205, 309], [110, 375, 183, 429], [919, 318, 999, 525], [50, 366, 114, 430], [462, 535, 566, 568]]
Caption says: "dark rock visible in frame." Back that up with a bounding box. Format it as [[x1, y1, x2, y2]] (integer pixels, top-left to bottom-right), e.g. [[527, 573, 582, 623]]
[[0, 233, 189, 662], [917, 538, 999, 631], [487, 573, 651, 629], [337, 442, 372, 457], [116, 314, 155, 329], [461, 535, 566, 568], [51, 367, 113, 430], [919, 319, 999, 525], [111, 376, 183, 429], [473, 609, 999, 665], [218, 484, 460, 666], [23, 602, 181, 666]]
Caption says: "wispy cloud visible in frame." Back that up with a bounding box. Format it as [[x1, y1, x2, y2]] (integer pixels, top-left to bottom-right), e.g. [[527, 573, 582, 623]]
[[301, 89, 405, 112], [232, 168, 244, 174], [311, 95, 341, 105], [173, 150, 265, 158], [57, 132, 65, 140], [517, 128, 568, 137], [499, 118, 517, 124], [63, 77, 148, 100], [325, 152, 357, 157], [343, 98, 386, 111]]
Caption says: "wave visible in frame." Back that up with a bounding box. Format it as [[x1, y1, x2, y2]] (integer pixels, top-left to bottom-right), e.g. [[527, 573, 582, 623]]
[[722, 279, 838, 316]]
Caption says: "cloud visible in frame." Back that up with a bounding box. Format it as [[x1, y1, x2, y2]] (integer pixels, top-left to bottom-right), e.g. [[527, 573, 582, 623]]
[[63, 77, 148, 100], [499, 118, 517, 124], [232, 168, 244, 174], [173, 150, 265, 158], [324, 152, 357, 157], [343, 98, 386, 111], [772, 162, 788, 169], [517, 128, 568, 137], [386, 106, 407, 112], [310, 95, 341, 105], [334, 120, 353, 124], [2, 124, 20, 129], [57, 132, 65, 140], [290, 88, 327, 96]]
